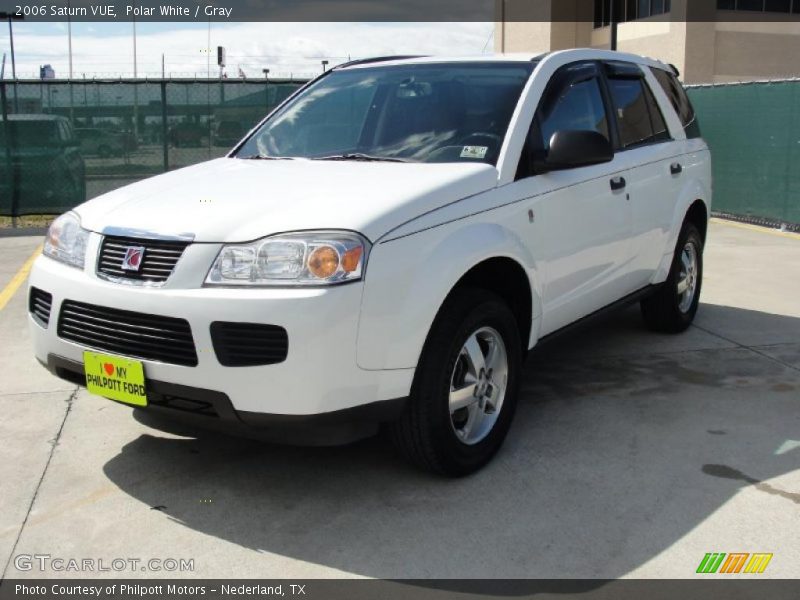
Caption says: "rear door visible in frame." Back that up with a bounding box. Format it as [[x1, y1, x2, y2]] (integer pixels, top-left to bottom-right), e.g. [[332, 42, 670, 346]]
[[601, 61, 684, 290]]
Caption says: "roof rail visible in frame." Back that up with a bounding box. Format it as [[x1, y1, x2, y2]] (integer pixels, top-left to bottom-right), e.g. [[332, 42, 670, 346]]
[[335, 55, 427, 70]]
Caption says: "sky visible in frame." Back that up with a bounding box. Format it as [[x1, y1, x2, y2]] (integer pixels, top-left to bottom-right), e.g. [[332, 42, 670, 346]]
[[0, 22, 495, 80]]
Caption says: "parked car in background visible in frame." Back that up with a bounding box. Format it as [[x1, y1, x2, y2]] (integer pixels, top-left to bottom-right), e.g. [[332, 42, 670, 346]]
[[168, 122, 206, 147], [213, 120, 245, 147], [29, 51, 710, 475], [0, 114, 85, 214], [75, 127, 132, 158]]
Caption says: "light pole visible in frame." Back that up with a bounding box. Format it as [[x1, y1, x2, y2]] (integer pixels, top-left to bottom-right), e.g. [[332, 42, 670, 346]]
[[67, 1, 73, 78], [1, 12, 24, 112], [263, 68, 270, 110], [132, 16, 139, 141], [132, 16, 138, 78], [67, 1, 74, 125], [609, 0, 618, 51]]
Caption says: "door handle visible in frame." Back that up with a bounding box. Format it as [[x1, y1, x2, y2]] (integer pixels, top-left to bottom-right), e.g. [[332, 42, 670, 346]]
[[670, 162, 683, 175], [610, 176, 626, 191]]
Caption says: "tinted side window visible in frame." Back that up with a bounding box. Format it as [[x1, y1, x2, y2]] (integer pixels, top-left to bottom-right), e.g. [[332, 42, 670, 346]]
[[538, 78, 609, 151], [643, 82, 670, 142], [607, 78, 656, 148], [653, 68, 701, 138]]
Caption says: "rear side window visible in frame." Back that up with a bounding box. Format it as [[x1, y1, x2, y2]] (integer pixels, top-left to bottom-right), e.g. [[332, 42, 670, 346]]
[[606, 77, 669, 149], [653, 68, 701, 138], [643, 84, 670, 142]]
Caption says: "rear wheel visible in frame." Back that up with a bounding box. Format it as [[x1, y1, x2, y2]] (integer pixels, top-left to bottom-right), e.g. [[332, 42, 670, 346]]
[[389, 288, 522, 476], [641, 221, 704, 333]]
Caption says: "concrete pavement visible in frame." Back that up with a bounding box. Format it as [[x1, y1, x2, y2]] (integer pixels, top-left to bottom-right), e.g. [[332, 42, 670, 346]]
[[0, 220, 798, 579]]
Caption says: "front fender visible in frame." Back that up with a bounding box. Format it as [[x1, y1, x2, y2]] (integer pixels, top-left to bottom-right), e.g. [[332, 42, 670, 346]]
[[357, 221, 540, 371]]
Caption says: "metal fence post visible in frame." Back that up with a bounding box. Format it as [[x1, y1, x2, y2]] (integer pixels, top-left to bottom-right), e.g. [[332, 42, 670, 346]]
[[1, 80, 19, 226], [161, 80, 168, 172]]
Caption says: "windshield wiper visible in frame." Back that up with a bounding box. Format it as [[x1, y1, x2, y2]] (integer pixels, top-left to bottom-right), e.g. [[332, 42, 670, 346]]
[[314, 153, 413, 163], [239, 155, 295, 160]]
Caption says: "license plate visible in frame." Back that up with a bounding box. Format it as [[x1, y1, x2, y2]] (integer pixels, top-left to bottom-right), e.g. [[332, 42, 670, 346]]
[[83, 351, 148, 406]]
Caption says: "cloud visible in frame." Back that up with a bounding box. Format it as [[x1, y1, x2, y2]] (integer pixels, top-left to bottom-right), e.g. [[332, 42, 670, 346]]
[[0, 21, 494, 79]]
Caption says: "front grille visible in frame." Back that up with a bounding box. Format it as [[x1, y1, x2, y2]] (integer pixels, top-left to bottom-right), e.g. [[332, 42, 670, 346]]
[[29, 287, 53, 327], [210, 322, 289, 367], [58, 300, 198, 366], [97, 236, 190, 284]]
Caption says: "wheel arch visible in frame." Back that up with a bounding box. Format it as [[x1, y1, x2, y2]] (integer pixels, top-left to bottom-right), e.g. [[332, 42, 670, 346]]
[[653, 178, 711, 284], [356, 222, 541, 372], [439, 257, 533, 354], [685, 198, 709, 243]]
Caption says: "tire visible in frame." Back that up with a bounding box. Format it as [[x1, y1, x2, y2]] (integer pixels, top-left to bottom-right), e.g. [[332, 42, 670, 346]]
[[389, 287, 523, 476], [641, 221, 704, 333]]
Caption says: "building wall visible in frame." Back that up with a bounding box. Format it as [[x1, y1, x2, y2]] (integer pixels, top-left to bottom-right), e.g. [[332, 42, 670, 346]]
[[495, 1, 800, 84], [712, 20, 800, 83]]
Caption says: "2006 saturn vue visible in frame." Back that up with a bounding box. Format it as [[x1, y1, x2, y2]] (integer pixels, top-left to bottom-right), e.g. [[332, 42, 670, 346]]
[[29, 50, 711, 475]]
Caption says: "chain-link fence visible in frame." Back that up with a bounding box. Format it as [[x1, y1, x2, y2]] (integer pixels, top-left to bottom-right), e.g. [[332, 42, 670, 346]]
[[2, 78, 799, 228], [687, 79, 800, 228], [0, 79, 306, 218]]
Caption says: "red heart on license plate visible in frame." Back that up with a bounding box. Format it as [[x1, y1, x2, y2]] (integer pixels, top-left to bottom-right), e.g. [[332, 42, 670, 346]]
[[103, 363, 114, 376]]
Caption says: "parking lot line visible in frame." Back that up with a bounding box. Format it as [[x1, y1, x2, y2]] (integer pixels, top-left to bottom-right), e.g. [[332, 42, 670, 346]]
[[711, 218, 800, 240], [0, 244, 42, 312]]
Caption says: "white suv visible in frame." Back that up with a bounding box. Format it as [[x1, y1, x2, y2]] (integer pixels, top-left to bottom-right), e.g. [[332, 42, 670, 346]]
[[29, 50, 711, 475]]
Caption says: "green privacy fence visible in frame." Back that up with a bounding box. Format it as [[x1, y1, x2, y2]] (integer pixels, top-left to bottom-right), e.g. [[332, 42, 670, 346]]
[[0, 78, 306, 217], [687, 79, 800, 227], [2, 78, 799, 226]]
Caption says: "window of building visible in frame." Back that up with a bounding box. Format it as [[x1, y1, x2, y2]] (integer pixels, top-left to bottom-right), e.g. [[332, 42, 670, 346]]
[[593, 0, 672, 28], [718, 0, 800, 12]]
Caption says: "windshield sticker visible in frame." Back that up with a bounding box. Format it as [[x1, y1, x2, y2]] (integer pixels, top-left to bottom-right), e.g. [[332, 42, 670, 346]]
[[460, 146, 488, 159]]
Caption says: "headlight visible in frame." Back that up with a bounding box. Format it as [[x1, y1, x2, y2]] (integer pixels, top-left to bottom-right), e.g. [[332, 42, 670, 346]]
[[43, 212, 90, 269], [205, 231, 369, 286]]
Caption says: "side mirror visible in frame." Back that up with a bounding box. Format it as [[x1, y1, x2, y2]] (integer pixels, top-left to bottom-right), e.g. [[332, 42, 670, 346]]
[[543, 130, 613, 171]]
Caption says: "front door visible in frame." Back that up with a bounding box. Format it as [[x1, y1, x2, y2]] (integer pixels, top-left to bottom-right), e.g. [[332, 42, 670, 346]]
[[508, 61, 634, 336]]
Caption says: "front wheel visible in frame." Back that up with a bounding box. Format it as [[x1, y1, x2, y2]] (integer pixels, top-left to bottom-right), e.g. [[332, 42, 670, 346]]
[[641, 221, 704, 333], [389, 288, 522, 476]]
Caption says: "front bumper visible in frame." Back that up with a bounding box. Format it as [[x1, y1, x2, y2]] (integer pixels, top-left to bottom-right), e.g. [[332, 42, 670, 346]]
[[29, 248, 414, 422], [43, 354, 405, 445]]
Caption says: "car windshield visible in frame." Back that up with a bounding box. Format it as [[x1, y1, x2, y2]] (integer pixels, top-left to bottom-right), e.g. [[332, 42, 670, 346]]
[[234, 62, 535, 165]]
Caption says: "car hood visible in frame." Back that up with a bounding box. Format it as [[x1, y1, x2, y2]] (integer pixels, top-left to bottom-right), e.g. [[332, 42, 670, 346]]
[[76, 158, 498, 243]]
